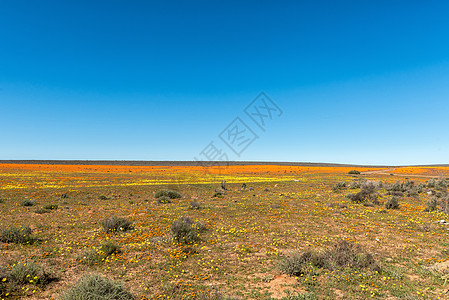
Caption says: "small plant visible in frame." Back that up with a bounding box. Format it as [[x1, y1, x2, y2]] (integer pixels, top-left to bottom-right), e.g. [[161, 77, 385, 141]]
[[425, 197, 438, 212], [189, 201, 202, 209], [156, 196, 172, 204], [170, 216, 205, 244], [60, 274, 135, 300], [20, 199, 34, 207], [439, 193, 449, 213], [100, 241, 121, 256], [387, 180, 417, 196], [9, 261, 55, 286], [99, 195, 111, 200], [212, 191, 223, 198], [332, 181, 346, 192], [427, 178, 437, 188], [78, 242, 121, 266], [435, 178, 448, 191], [348, 170, 361, 175], [348, 181, 379, 203], [35, 208, 50, 214], [0, 225, 33, 244], [101, 216, 133, 233], [279, 252, 324, 276], [385, 196, 400, 209], [279, 240, 380, 277], [155, 190, 181, 199], [44, 204, 58, 210]]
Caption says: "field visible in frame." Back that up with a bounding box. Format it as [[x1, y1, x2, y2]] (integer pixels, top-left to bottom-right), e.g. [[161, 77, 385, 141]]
[[1, 163, 449, 299]]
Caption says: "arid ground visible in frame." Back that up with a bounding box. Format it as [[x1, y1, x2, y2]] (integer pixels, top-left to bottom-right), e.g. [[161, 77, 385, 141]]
[[1, 163, 449, 299]]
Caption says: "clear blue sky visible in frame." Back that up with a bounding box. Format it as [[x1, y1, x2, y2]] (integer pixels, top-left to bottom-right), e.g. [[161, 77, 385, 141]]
[[1, 1, 448, 165]]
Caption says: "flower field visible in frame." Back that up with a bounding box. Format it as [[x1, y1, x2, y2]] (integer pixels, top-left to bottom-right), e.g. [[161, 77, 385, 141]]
[[1, 163, 449, 299]]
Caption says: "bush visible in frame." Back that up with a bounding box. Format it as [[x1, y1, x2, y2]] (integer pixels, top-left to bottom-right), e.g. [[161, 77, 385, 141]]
[[20, 199, 34, 207], [189, 201, 202, 210], [44, 204, 59, 210], [78, 242, 120, 266], [99, 195, 111, 200], [348, 181, 379, 203], [170, 216, 205, 244], [332, 182, 346, 192], [279, 240, 380, 277], [385, 196, 400, 209], [279, 252, 326, 276], [156, 196, 172, 204], [427, 178, 437, 188], [35, 208, 50, 214], [439, 193, 449, 213], [212, 191, 223, 198], [100, 241, 121, 256], [60, 274, 135, 300], [0, 225, 32, 244], [10, 261, 55, 286], [387, 180, 417, 196], [326, 240, 380, 271], [101, 216, 133, 233], [348, 170, 361, 175], [155, 190, 181, 199], [435, 179, 448, 191], [425, 197, 438, 212], [348, 179, 363, 189]]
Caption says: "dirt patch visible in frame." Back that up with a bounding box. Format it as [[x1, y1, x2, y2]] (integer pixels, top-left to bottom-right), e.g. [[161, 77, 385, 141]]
[[263, 274, 305, 299]]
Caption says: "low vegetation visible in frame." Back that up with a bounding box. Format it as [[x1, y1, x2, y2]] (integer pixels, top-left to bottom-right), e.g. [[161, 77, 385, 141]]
[[60, 274, 135, 300], [2, 164, 449, 298], [101, 216, 133, 233]]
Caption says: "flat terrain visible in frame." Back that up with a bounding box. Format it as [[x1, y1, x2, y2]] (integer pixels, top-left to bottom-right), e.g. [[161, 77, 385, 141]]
[[1, 163, 449, 299]]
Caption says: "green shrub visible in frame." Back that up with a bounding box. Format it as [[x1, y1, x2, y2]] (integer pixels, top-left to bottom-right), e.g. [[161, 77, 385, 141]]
[[78, 249, 102, 266], [156, 196, 172, 204], [20, 199, 34, 207], [0, 225, 32, 244], [60, 274, 135, 300], [78, 241, 121, 266], [155, 190, 181, 199], [44, 204, 58, 210], [35, 208, 50, 214], [385, 196, 400, 209], [101, 216, 133, 233], [100, 241, 121, 256], [10, 261, 55, 286], [99, 195, 111, 200], [170, 216, 205, 244], [348, 170, 361, 175]]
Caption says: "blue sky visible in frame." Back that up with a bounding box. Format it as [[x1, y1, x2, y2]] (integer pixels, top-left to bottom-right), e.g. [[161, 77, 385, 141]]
[[1, 1, 448, 165]]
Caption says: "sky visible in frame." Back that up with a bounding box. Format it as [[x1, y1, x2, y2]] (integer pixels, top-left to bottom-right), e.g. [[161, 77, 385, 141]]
[[1, 1, 448, 165]]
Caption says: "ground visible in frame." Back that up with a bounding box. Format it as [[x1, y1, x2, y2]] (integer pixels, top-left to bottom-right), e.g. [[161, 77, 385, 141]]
[[1, 163, 449, 299]]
